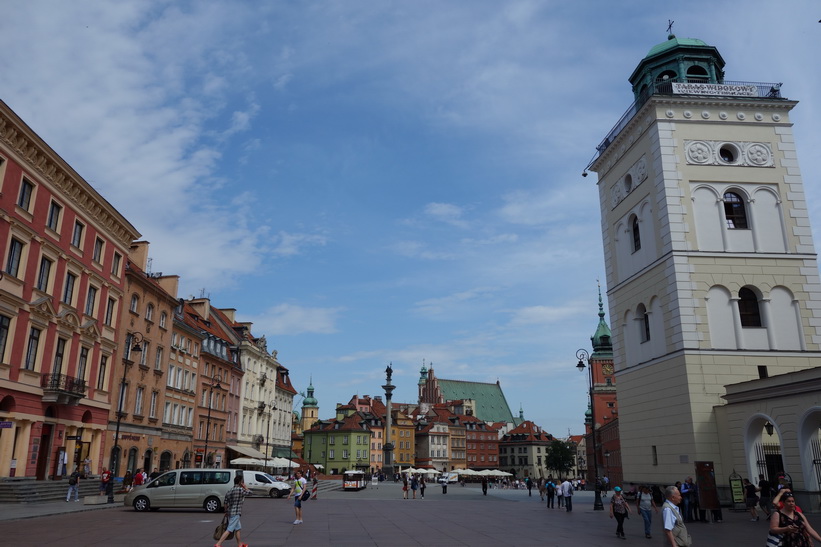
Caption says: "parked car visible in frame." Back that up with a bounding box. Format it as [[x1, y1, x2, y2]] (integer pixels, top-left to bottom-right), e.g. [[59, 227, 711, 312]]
[[242, 470, 290, 498], [124, 468, 234, 512]]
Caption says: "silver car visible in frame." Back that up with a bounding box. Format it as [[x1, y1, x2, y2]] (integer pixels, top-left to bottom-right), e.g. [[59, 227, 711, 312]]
[[124, 468, 234, 512]]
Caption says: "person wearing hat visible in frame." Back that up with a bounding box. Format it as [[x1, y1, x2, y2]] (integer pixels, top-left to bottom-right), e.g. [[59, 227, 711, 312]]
[[610, 486, 631, 540]]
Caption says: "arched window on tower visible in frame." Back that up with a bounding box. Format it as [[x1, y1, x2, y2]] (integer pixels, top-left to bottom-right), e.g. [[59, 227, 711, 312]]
[[738, 287, 762, 327], [686, 65, 709, 83], [724, 192, 748, 229], [631, 216, 641, 252], [637, 303, 650, 342]]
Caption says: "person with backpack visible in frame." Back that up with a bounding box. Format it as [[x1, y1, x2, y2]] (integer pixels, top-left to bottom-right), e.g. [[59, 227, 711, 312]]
[[287, 469, 308, 525], [546, 479, 556, 508], [66, 466, 81, 502]]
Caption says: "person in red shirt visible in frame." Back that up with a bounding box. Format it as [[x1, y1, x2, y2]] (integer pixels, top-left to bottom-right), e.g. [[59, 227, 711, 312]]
[[99, 468, 111, 494]]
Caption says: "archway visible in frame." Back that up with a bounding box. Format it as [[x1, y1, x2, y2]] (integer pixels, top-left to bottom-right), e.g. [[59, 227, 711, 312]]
[[143, 449, 153, 474], [745, 414, 783, 483], [159, 450, 172, 472], [798, 407, 821, 493]]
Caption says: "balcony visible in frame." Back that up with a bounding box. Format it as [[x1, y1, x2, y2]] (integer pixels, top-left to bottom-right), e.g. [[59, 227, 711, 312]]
[[592, 79, 785, 164], [41, 373, 87, 404]]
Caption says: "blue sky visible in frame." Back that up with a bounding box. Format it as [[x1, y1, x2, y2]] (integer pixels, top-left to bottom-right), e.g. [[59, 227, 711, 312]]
[[2, 1, 819, 437]]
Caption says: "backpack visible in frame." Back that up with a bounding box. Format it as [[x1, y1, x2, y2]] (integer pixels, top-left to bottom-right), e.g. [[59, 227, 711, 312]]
[[68, 474, 77, 486], [547, 482, 555, 494]]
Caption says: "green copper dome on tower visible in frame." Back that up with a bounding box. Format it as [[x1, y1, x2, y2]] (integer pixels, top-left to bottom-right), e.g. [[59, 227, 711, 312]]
[[302, 377, 318, 408], [629, 33, 726, 102], [418, 361, 428, 386]]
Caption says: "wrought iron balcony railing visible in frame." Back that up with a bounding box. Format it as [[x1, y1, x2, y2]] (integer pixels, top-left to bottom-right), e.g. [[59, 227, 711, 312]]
[[591, 79, 785, 165], [41, 373, 87, 398]]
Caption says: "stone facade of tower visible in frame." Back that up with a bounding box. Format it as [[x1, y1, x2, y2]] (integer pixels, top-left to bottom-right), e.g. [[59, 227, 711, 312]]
[[590, 35, 821, 485]]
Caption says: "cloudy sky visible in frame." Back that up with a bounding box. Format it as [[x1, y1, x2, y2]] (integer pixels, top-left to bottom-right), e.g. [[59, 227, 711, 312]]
[[2, 1, 819, 436]]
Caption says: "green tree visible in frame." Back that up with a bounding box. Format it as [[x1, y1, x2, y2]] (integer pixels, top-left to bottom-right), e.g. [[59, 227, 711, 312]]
[[545, 440, 575, 476]]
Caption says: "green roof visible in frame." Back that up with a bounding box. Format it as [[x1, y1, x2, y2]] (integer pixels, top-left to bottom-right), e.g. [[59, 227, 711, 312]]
[[646, 35, 710, 59], [437, 379, 515, 423]]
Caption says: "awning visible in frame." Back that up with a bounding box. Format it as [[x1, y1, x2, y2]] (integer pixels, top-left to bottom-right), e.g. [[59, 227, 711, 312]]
[[226, 445, 267, 459]]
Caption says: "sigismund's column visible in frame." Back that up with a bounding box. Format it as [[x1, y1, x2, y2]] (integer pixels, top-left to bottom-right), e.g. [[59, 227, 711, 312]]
[[382, 364, 395, 479]]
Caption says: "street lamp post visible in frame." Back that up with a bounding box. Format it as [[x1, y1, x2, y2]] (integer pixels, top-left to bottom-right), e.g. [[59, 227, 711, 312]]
[[576, 348, 604, 510], [202, 373, 222, 468], [108, 332, 144, 503], [265, 401, 277, 465]]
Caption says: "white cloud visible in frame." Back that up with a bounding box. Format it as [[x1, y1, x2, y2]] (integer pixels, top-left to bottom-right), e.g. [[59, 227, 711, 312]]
[[271, 231, 328, 257], [243, 304, 344, 336], [424, 202, 469, 228]]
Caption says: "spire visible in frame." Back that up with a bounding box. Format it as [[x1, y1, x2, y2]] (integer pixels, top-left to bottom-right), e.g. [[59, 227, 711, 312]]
[[518, 404, 524, 420], [591, 281, 612, 353], [302, 376, 318, 408], [418, 359, 428, 386]]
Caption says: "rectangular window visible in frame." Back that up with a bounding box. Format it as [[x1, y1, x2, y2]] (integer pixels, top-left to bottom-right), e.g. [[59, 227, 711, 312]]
[[77, 347, 89, 380], [104, 297, 116, 326], [154, 347, 163, 370], [111, 252, 121, 276], [5, 238, 24, 277], [85, 286, 98, 316], [343, 435, 348, 445], [150, 391, 158, 418], [36, 256, 52, 291], [135, 387, 144, 416], [0, 314, 10, 363], [52, 337, 67, 375], [17, 179, 33, 210], [47, 201, 62, 231], [63, 272, 76, 305], [92, 237, 104, 263], [96, 355, 108, 391], [329, 449, 335, 459], [71, 221, 84, 248]]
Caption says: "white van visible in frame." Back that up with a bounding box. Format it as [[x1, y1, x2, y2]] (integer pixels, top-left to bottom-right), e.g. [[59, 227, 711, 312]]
[[241, 470, 290, 498], [124, 468, 234, 512]]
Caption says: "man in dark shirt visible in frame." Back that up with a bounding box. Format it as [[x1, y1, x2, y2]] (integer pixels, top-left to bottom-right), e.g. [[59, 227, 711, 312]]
[[216, 475, 251, 547], [758, 474, 773, 518]]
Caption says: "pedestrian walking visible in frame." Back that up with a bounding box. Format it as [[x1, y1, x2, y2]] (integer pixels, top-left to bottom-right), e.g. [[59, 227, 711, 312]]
[[482, 476, 488, 496], [215, 475, 251, 547], [123, 470, 133, 493], [526, 477, 533, 497], [66, 466, 81, 502], [744, 478, 761, 521], [546, 479, 555, 508], [557, 477, 564, 508], [636, 484, 658, 539], [402, 475, 409, 499], [287, 469, 308, 525], [662, 485, 690, 547], [609, 486, 631, 540], [561, 477, 573, 512], [83, 457, 91, 479], [411, 475, 418, 499], [420, 476, 426, 499]]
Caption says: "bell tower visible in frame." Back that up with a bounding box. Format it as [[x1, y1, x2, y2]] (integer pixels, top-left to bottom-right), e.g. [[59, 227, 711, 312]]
[[590, 34, 821, 483]]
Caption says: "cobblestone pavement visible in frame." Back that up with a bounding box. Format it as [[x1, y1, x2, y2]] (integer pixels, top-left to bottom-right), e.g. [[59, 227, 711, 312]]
[[1, 482, 818, 546]]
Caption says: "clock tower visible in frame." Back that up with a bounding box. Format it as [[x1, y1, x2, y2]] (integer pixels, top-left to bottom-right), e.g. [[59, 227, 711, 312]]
[[586, 285, 617, 436]]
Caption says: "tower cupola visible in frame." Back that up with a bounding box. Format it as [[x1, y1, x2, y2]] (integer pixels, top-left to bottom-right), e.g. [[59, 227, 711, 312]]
[[629, 34, 725, 102]]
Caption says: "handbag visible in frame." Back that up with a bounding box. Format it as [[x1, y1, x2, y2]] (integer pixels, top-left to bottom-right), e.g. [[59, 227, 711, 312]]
[[301, 489, 311, 501], [213, 515, 234, 541], [766, 533, 783, 547]]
